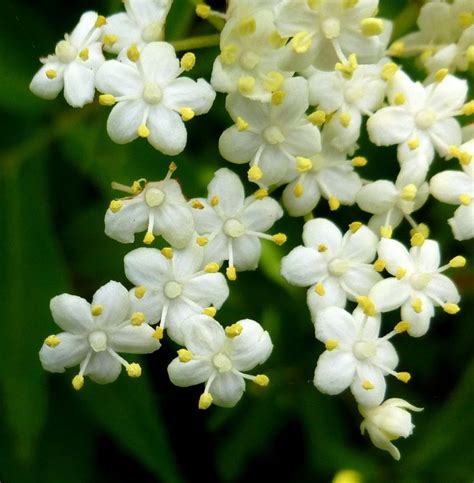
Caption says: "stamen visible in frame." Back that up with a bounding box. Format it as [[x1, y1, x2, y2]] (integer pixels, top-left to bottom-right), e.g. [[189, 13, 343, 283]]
[[254, 374, 270, 386], [225, 323, 243, 338], [325, 339, 338, 351], [352, 156, 367, 167], [178, 349, 193, 363], [91, 304, 103, 316], [202, 306, 217, 317], [44, 335, 61, 348], [109, 199, 123, 213], [135, 286, 147, 299], [198, 392, 213, 410], [161, 247, 174, 259]]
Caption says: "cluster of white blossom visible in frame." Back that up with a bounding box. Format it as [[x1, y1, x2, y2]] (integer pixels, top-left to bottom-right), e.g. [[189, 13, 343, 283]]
[[32, 0, 472, 460]]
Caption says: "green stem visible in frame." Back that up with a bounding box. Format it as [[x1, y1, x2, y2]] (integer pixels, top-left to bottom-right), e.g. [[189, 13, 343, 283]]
[[171, 33, 220, 52], [189, 0, 226, 31]]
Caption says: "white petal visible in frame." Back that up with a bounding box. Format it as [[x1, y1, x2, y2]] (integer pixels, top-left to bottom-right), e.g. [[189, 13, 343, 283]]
[[315, 307, 357, 345], [102, 13, 141, 54], [282, 176, 321, 217], [401, 295, 434, 337], [284, 123, 321, 157], [107, 99, 145, 144], [110, 324, 161, 353], [317, 168, 361, 205], [104, 198, 149, 243], [140, 42, 180, 85], [148, 105, 187, 155], [374, 341, 399, 372], [356, 180, 398, 215], [124, 247, 169, 287], [191, 201, 222, 234], [273, 77, 310, 125], [449, 203, 474, 241], [303, 218, 342, 253], [308, 70, 343, 112], [219, 127, 261, 164], [167, 358, 212, 386], [63, 62, 95, 107], [314, 350, 356, 395], [411, 239, 440, 272], [368, 209, 404, 236], [351, 364, 386, 407], [224, 91, 270, 129], [341, 265, 382, 300], [378, 238, 415, 275], [427, 75, 467, 115], [429, 118, 462, 156], [91, 281, 129, 328], [84, 351, 122, 384], [280, 246, 326, 287], [340, 226, 379, 263], [95, 60, 142, 96], [426, 274, 460, 304], [430, 171, 473, 205], [231, 235, 261, 271], [370, 278, 411, 313], [257, 145, 290, 187], [171, 242, 204, 277], [165, 300, 197, 345], [307, 277, 347, 319], [183, 315, 225, 356], [208, 168, 245, 216], [39, 333, 89, 373], [128, 288, 163, 323], [388, 71, 426, 110], [153, 201, 195, 249], [50, 294, 93, 334], [164, 78, 215, 114], [70, 11, 101, 46], [367, 107, 415, 146], [30, 63, 64, 100], [183, 273, 229, 308], [241, 197, 283, 232], [210, 372, 246, 408]]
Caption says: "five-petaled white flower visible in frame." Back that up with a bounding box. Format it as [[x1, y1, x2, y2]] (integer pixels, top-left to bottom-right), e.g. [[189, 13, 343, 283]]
[[167, 314, 273, 409], [30, 11, 105, 107], [39, 281, 161, 389], [96, 41, 216, 154]]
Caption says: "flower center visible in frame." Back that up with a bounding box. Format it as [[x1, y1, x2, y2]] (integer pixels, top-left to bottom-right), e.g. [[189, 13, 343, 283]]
[[415, 108, 437, 129], [142, 21, 162, 42], [328, 258, 349, 277], [143, 82, 163, 104], [322, 18, 341, 39], [212, 352, 233, 372], [224, 218, 246, 238], [164, 281, 183, 299], [311, 154, 326, 171], [353, 341, 377, 360], [55, 40, 78, 63], [410, 272, 431, 291], [89, 330, 108, 352], [263, 125, 285, 145], [240, 51, 260, 70], [145, 187, 165, 207]]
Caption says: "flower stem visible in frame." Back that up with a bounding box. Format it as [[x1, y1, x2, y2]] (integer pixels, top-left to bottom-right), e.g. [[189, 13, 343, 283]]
[[171, 33, 221, 52]]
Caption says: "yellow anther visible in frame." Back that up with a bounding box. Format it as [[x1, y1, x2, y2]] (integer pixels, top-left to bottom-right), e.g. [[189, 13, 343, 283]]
[[161, 247, 174, 259], [264, 71, 284, 92], [396, 267, 407, 280], [45, 335, 61, 348], [343, 0, 358, 8], [109, 199, 123, 213], [179, 107, 195, 121], [296, 156, 313, 172], [135, 286, 147, 299], [137, 124, 150, 138], [236, 116, 249, 131], [443, 303, 460, 315], [329, 196, 340, 211], [95, 15, 107, 27], [410, 233, 425, 247], [143, 232, 155, 245], [352, 156, 367, 167], [248, 165, 263, 181], [394, 321, 411, 333], [315, 282, 326, 296], [272, 233, 287, 245], [408, 138, 420, 150], [357, 296, 376, 316], [293, 183, 304, 198], [400, 184, 417, 201], [46, 69, 57, 79], [255, 188, 268, 200], [389, 41, 405, 57], [448, 145, 461, 159], [308, 0, 321, 8], [308, 110, 326, 126], [362, 380, 374, 390], [79, 48, 89, 61], [196, 236, 208, 247], [325, 339, 338, 351], [195, 4, 211, 19], [459, 11, 474, 28], [103, 34, 118, 46], [333, 470, 362, 483], [411, 297, 423, 313], [191, 200, 205, 209], [177, 349, 193, 363], [99, 94, 117, 106], [459, 194, 472, 206], [380, 225, 393, 239], [131, 312, 145, 326], [381, 62, 399, 81], [254, 374, 270, 387], [239, 16, 256, 35], [205, 262, 220, 273], [131, 180, 143, 194], [449, 256, 467, 268], [459, 152, 472, 165], [226, 266, 237, 281], [318, 244, 328, 253], [225, 323, 243, 338], [210, 195, 220, 206], [410, 223, 430, 238], [462, 100, 474, 116], [373, 258, 385, 272], [335, 55, 359, 78], [238, 76, 256, 95], [181, 52, 196, 71], [203, 306, 217, 317], [467, 45, 474, 63], [153, 327, 164, 340], [349, 222, 363, 234], [127, 363, 142, 378], [220, 44, 238, 64], [72, 375, 84, 391], [394, 92, 406, 105], [360, 18, 384, 36], [169, 162, 177, 173], [127, 44, 140, 62], [271, 90, 286, 105], [419, 48, 434, 64], [291, 31, 312, 53], [339, 113, 352, 128], [396, 372, 411, 383], [269, 30, 286, 49], [91, 304, 103, 316], [198, 392, 213, 410], [434, 68, 449, 83]]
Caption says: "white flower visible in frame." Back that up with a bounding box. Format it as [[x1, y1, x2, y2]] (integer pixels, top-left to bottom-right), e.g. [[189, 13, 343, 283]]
[[314, 307, 400, 407], [359, 398, 423, 460], [189, 168, 285, 280], [102, 0, 172, 54], [124, 243, 229, 344], [274, 0, 391, 71], [219, 77, 321, 187], [211, 9, 292, 102], [280, 218, 381, 320], [167, 314, 273, 409], [368, 237, 462, 337], [227, 0, 279, 19], [30, 11, 105, 107], [104, 164, 194, 249], [39, 281, 161, 388], [95, 41, 215, 155], [282, 126, 362, 217]]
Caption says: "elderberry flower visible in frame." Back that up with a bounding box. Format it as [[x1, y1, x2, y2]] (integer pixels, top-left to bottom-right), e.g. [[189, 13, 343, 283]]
[[40, 281, 161, 389], [168, 314, 272, 409], [359, 398, 423, 460], [30, 12, 105, 107], [189, 168, 285, 280], [124, 243, 229, 344], [96, 41, 215, 154]]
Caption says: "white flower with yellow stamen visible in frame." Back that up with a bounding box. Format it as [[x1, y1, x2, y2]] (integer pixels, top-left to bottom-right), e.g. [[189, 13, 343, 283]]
[[359, 398, 423, 460], [226, 0, 279, 18], [189, 168, 284, 280], [30, 11, 105, 107], [219, 77, 321, 187], [39, 281, 160, 388], [281, 218, 381, 320], [104, 165, 194, 248], [314, 307, 401, 407], [368, 237, 462, 337], [282, 126, 362, 217], [210, 9, 292, 102], [167, 314, 272, 409], [102, 0, 172, 54], [274, 0, 391, 71], [95, 41, 215, 155], [124, 243, 229, 344]]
